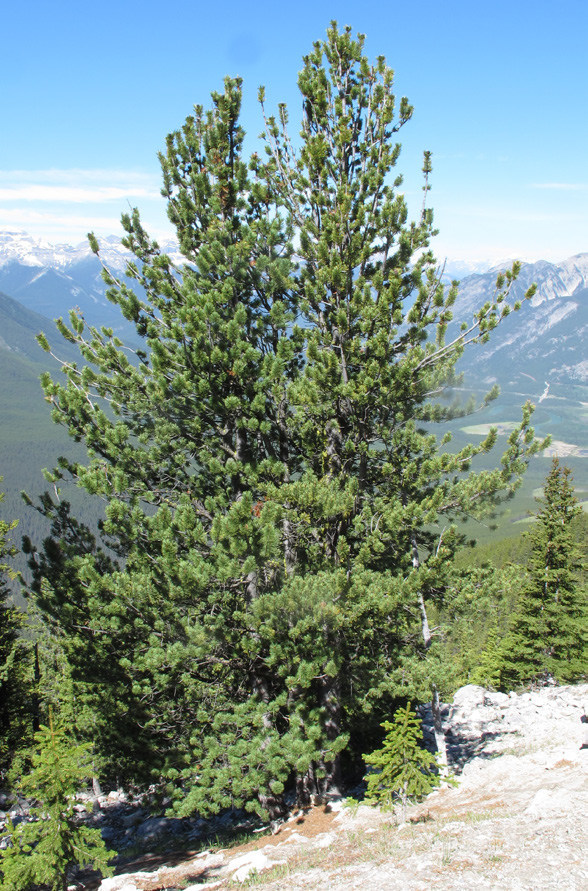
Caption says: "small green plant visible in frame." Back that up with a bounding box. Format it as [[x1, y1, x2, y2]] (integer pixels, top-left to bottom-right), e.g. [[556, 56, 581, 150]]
[[343, 795, 361, 816], [363, 703, 441, 813], [0, 713, 114, 891], [441, 839, 456, 867]]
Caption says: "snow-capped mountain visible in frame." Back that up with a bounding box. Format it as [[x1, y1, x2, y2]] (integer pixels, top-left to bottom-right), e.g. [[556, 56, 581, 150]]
[[452, 254, 588, 392], [451, 254, 588, 314], [0, 230, 180, 332], [0, 229, 180, 274], [0, 231, 586, 392], [0, 229, 92, 269]]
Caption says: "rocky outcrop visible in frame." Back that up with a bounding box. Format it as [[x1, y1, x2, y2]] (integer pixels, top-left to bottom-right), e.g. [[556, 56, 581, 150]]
[[3, 683, 586, 889], [421, 682, 588, 770], [90, 682, 588, 889]]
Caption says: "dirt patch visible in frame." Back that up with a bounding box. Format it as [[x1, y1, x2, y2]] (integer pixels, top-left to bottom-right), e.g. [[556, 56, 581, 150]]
[[231, 803, 338, 853], [94, 804, 339, 890], [411, 789, 508, 822], [543, 439, 588, 458]]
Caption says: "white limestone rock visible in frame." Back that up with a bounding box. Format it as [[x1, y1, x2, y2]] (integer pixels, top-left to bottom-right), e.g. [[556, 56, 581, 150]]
[[525, 788, 571, 817], [227, 850, 284, 883], [452, 685, 487, 710], [99, 878, 147, 891], [314, 831, 337, 848]]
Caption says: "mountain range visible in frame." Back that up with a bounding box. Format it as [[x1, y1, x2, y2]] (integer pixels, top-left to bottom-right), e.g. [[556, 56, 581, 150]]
[[0, 230, 181, 332], [0, 230, 586, 386], [0, 230, 585, 555], [452, 253, 588, 394]]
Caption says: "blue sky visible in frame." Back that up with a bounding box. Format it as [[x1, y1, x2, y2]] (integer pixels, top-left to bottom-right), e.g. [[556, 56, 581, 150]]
[[1, 0, 586, 264]]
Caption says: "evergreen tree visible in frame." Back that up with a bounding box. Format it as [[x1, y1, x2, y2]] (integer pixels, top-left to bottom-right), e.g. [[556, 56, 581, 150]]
[[436, 562, 523, 691], [0, 482, 31, 770], [0, 714, 113, 891], [30, 23, 541, 818], [500, 459, 587, 686], [363, 703, 440, 812], [23, 496, 155, 788]]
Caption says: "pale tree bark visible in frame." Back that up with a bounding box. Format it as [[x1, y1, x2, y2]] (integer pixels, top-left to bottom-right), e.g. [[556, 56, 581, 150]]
[[431, 685, 449, 775], [412, 536, 449, 774]]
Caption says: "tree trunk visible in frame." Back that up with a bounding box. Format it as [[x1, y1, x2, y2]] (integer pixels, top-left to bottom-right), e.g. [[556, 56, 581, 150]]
[[411, 539, 448, 774], [32, 643, 40, 734], [294, 674, 343, 808], [431, 685, 449, 775], [252, 669, 287, 823], [412, 538, 432, 648], [295, 762, 316, 809], [258, 788, 288, 824], [317, 674, 343, 800]]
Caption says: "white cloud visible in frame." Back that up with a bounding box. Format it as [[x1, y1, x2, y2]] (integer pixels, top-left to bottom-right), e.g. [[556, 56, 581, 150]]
[[0, 206, 175, 245], [530, 182, 588, 191], [0, 168, 159, 187], [0, 185, 159, 203], [0, 168, 169, 243], [0, 169, 160, 203], [0, 206, 124, 230]]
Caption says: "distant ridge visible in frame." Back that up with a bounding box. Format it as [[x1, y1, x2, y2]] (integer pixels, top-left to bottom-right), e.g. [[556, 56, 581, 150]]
[[0, 233, 585, 553], [0, 230, 180, 332], [1, 229, 586, 323], [453, 254, 588, 391]]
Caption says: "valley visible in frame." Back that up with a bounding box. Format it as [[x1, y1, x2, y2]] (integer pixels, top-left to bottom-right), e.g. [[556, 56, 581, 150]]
[[0, 233, 586, 557]]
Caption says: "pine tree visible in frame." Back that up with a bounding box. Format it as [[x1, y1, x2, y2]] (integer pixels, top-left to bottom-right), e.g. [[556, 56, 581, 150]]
[[437, 562, 523, 690], [0, 714, 113, 891], [0, 481, 31, 770], [30, 23, 541, 818], [500, 459, 587, 687], [364, 703, 440, 812]]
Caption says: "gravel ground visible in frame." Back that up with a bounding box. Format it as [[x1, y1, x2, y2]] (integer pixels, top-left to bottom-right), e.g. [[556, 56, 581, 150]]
[[99, 683, 588, 891]]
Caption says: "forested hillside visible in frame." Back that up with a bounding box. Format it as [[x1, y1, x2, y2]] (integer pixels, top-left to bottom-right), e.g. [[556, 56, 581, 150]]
[[0, 291, 96, 574]]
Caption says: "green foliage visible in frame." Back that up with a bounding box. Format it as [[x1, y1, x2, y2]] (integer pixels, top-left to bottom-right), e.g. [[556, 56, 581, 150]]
[[499, 459, 587, 687], [0, 481, 19, 584], [437, 464, 587, 694], [0, 480, 32, 770], [22, 498, 155, 788], [434, 562, 524, 693], [364, 703, 440, 810], [0, 715, 114, 891], [28, 23, 542, 817]]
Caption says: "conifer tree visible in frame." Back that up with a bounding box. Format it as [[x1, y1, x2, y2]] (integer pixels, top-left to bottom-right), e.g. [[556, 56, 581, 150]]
[[23, 496, 155, 787], [437, 562, 523, 690], [31, 23, 541, 817], [0, 714, 113, 891], [500, 459, 587, 686], [0, 482, 31, 769], [364, 703, 440, 812]]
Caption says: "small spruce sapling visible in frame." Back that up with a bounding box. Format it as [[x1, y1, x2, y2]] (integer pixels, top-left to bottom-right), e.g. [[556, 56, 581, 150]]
[[364, 703, 441, 814], [0, 713, 114, 891]]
